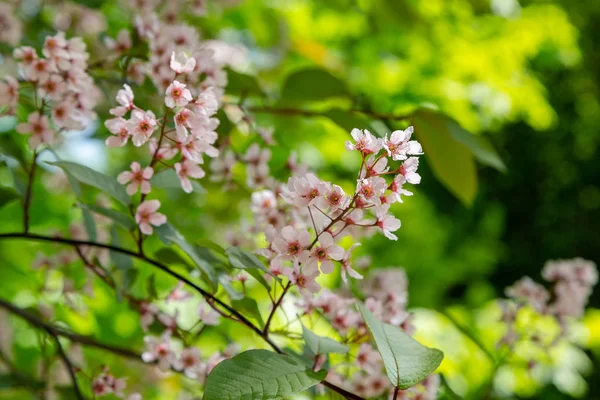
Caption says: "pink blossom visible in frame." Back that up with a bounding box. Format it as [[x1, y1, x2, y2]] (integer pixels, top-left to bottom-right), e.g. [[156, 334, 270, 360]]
[[175, 160, 205, 193], [357, 177, 387, 206], [198, 302, 220, 325], [166, 281, 192, 302], [505, 277, 549, 313], [174, 108, 195, 140], [282, 173, 328, 208], [303, 232, 344, 274], [139, 302, 158, 331], [127, 109, 157, 147], [135, 200, 166, 235], [141, 335, 175, 371], [170, 51, 196, 74], [16, 112, 55, 148], [110, 84, 134, 117], [194, 87, 219, 116], [104, 29, 132, 54], [382, 126, 422, 160], [272, 226, 311, 260], [345, 129, 381, 155], [388, 174, 413, 203], [286, 263, 321, 294], [340, 243, 364, 282], [173, 347, 205, 379], [118, 162, 154, 196], [0, 76, 19, 109], [165, 80, 192, 108], [104, 117, 130, 147], [375, 205, 401, 240], [399, 157, 421, 184]]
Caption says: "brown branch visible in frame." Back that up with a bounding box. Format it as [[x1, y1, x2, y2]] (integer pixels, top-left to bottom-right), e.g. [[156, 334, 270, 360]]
[[49, 332, 84, 400], [0, 232, 364, 400], [263, 282, 291, 336], [23, 151, 39, 233]]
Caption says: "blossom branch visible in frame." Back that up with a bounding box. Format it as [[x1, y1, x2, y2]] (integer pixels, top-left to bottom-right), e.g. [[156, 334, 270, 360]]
[[263, 282, 291, 336]]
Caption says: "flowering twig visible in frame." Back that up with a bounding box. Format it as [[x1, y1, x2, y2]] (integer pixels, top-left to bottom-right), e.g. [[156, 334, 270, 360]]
[[263, 282, 291, 336], [50, 331, 84, 400]]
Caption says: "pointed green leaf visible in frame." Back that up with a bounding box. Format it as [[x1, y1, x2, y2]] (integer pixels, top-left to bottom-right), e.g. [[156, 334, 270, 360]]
[[281, 68, 349, 102], [219, 273, 243, 300], [81, 207, 97, 242], [245, 268, 271, 292], [226, 247, 267, 271], [413, 109, 478, 206], [226, 68, 265, 97], [78, 203, 135, 230], [203, 349, 327, 400], [156, 223, 217, 284], [231, 298, 264, 327], [48, 161, 130, 206], [357, 302, 444, 390], [302, 324, 349, 355]]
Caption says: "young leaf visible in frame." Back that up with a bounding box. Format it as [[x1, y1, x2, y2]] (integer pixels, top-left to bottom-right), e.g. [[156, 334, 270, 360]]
[[225, 68, 265, 97], [226, 246, 268, 271], [357, 302, 444, 390], [203, 349, 327, 400], [281, 68, 349, 102], [0, 186, 19, 210], [48, 161, 130, 206], [155, 223, 217, 284], [231, 298, 264, 327], [302, 324, 349, 355], [413, 109, 478, 206]]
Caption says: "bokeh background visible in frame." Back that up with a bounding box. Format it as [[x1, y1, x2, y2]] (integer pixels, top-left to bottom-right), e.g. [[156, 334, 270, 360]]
[[1, 0, 599, 399]]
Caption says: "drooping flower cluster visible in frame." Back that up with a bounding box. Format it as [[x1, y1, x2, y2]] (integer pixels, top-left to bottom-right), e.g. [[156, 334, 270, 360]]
[[91, 366, 141, 399], [297, 268, 440, 399], [500, 258, 597, 362], [10, 32, 101, 148]]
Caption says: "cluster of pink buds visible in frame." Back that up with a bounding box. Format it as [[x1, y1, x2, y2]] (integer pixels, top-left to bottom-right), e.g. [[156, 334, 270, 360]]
[[500, 258, 597, 354], [91, 366, 141, 399], [252, 127, 423, 293], [9, 32, 101, 148]]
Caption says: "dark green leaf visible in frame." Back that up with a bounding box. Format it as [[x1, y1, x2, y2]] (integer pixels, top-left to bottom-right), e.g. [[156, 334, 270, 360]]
[[245, 268, 271, 292], [226, 68, 265, 97], [203, 349, 327, 400], [155, 223, 217, 284], [110, 225, 133, 272], [48, 161, 130, 206], [81, 207, 97, 242], [413, 109, 478, 206], [357, 302, 444, 390], [302, 324, 349, 355], [226, 246, 267, 271], [0, 186, 20, 209], [0, 134, 27, 167], [154, 248, 194, 271], [281, 68, 349, 102]]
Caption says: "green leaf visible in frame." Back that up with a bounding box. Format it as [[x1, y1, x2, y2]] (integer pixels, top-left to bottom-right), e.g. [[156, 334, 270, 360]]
[[151, 169, 205, 193], [203, 349, 327, 400], [281, 68, 349, 102], [48, 161, 130, 206], [413, 109, 478, 206], [231, 298, 264, 327], [434, 112, 506, 172], [219, 273, 243, 300], [324, 108, 372, 133], [147, 274, 158, 298], [357, 302, 444, 390], [81, 207, 97, 242], [0, 186, 20, 210], [302, 324, 349, 355], [245, 268, 271, 293], [110, 225, 133, 272], [154, 248, 194, 271], [78, 203, 135, 230], [226, 68, 265, 97], [155, 223, 217, 284], [0, 134, 27, 167], [226, 247, 267, 271]]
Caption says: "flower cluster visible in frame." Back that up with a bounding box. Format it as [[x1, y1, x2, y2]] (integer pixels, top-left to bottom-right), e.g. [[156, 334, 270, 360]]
[[250, 127, 423, 293], [500, 258, 597, 361], [297, 268, 440, 399], [92, 366, 141, 399], [10, 32, 101, 148]]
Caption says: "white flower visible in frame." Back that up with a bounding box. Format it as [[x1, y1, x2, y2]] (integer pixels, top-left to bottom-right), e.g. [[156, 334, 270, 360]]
[[303, 232, 344, 274], [272, 226, 311, 259], [141, 336, 175, 371], [170, 51, 197, 74], [382, 126, 422, 160], [110, 84, 134, 117], [127, 109, 157, 147], [117, 162, 153, 196], [174, 160, 205, 193], [375, 205, 401, 240], [340, 243, 364, 282], [399, 157, 421, 184], [16, 112, 55, 148], [135, 200, 167, 235], [286, 262, 320, 294]]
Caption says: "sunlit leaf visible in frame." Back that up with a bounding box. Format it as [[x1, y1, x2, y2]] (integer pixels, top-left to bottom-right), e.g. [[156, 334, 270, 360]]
[[413, 109, 478, 206], [357, 302, 444, 389], [232, 298, 264, 327], [302, 324, 349, 355], [226, 68, 265, 97], [281, 68, 349, 102], [0, 186, 20, 210], [203, 349, 327, 400]]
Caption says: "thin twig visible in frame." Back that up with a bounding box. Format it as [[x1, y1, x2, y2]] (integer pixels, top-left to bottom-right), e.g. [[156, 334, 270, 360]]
[[49, 332, 84, 400], [263, 282, 291, 336], [23, 151, 39, 233]]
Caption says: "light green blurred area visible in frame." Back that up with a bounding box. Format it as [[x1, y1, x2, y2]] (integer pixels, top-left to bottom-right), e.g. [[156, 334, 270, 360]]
[[1, 0, 599, 399]]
